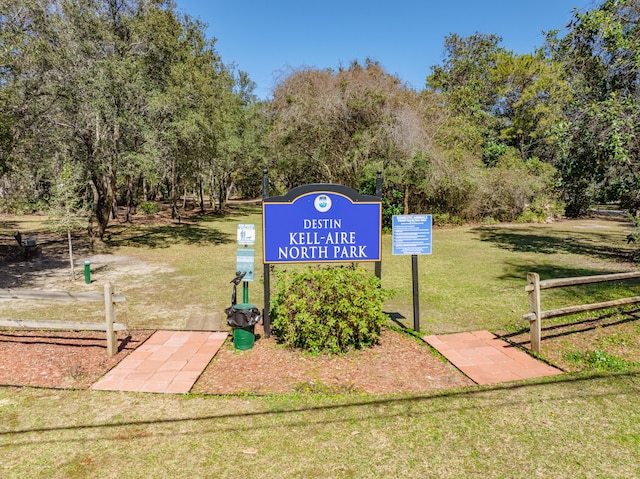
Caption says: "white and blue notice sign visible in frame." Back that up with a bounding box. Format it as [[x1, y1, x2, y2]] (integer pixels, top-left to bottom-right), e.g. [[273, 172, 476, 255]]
[[392, 214, 432, 255], [263, 185, 382, 263], [236, 248, 255, 281]]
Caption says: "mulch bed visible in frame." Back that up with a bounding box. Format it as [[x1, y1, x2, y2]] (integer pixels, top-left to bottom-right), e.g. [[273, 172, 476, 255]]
[[0, 327, 474, 394], [0, 330, 153, 389]]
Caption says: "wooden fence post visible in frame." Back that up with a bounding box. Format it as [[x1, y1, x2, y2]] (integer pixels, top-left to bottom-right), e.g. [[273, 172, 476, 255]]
[[527, 272, 542, 354], [104, 282, 117, 357]]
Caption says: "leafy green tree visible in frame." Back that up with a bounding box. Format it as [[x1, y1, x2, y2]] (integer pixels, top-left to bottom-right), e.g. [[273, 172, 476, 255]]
[[554, 0, 640, 216], [2, 0, 259, 235], [1, 0, 167, 241], [148, 13, 232, 216], [427, 33, 569, 164], [427, 33, 504, 136], [491, 50, 571, 162], [48, 161, 88, 280]]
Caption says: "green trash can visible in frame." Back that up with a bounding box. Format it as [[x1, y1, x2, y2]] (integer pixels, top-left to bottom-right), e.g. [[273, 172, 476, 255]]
[[233, 325, 255, 350], [225, 302, 260, 351]]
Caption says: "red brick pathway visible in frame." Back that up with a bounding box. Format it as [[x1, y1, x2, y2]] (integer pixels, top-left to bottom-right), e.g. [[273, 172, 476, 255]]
[[424, 330, 562, 385], [92, 331, 228, 394]]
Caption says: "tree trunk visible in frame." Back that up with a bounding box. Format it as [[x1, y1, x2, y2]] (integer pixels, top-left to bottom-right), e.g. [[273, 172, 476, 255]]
[[125, 175, 134, 222], [404, 184, 410, 214], [209, 172, 216, 211], [88, 171, 116, 246], [170, 160, 178, 219], [67, 229, 75, 281], [111, 196, 118, 220], [217, 180, 225, 210], [198, 176, 205, 214], [210, 175, 218, 211], [142, 175, 148, 202]]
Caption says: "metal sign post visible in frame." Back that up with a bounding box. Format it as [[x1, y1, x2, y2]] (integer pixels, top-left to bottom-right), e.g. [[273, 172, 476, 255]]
[[236, 224, 256, 304], [392, 214, 433, 332]]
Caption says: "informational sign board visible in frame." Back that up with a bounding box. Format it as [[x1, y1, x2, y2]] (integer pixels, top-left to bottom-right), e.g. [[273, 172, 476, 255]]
[[236, 248, 255, 281], [237, 224, 255, 246], [263, 185, 382, 263], [392, 214, 432, 255]]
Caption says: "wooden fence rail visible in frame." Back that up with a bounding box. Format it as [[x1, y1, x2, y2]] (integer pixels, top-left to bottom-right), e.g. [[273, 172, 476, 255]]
[[0, 283, 126, 356], [523, 271, 640, 354]]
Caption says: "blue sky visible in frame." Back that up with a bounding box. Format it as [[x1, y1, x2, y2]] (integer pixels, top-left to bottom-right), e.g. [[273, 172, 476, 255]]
[[174, 0, 595, 99]]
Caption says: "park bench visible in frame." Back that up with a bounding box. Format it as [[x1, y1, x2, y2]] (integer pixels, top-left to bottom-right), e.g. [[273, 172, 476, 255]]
[[13, 231, 39, 259]]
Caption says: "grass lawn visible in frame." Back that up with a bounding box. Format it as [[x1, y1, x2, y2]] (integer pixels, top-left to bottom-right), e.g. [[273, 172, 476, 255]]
[[1, 208, 639, 477], [25, 207, 632, 333], [1, 372, 638, 478], [3, 208, 637, 334]]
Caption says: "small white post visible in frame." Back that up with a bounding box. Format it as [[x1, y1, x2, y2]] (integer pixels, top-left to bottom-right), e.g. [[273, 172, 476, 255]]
[[104, 282, 117, 356], [527, 272, 542, 354]]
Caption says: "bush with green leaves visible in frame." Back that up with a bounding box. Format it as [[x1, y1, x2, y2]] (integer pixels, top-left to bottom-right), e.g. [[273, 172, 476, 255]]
[[270, 266, 392, 354], [139, 201, 160, 215]]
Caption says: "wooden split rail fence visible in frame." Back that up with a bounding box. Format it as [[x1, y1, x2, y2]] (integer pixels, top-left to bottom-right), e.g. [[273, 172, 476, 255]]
[[524, 271, 640, 354], [0, 283, 126, 356]]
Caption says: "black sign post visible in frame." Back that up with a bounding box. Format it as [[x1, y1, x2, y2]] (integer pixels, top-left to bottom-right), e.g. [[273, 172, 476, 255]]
[[262, 170, 271, 338], [411, 255, 420, 332], [392, 214, 433, 333]]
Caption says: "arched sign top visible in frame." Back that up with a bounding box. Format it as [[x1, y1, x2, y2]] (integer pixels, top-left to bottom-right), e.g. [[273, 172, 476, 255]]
[[264, 183, 380, 204], [262, 184, 382, 264]]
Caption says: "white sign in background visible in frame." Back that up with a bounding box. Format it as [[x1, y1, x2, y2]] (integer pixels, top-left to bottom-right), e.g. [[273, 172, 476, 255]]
[[237, 224, 256, 245]]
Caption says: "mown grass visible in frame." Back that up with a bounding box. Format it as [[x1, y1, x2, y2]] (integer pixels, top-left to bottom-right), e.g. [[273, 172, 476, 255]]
[[2, 208, 637, 333], [2, 209, 640, 477], [107, 211, 640, 333], [1, 372, 639, 478]]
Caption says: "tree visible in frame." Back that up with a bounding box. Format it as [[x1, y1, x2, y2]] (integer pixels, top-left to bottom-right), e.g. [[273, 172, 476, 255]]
[[1, 0, 167, 241], [427, 33, 569, 164], [48, 161, 88, 280], [427, 33, 504, 136], [554, 0, 640, 216], [490, 50, 571, 162], [2, 1, 257, 237], [269, 59, 557, 223], [424, 34, 564, 221], [269, 60, 426, 191]]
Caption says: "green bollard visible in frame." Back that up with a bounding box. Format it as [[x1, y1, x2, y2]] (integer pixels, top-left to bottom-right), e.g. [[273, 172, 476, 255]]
[[84, 260, 91, 284]]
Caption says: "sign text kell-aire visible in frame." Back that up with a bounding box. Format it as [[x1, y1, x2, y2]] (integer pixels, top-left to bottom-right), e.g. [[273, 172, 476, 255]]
[[277, 219, 367, 260]]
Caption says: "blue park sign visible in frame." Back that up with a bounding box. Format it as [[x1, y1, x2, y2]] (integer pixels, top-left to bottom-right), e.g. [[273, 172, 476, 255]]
[[392, 214, 432, 255], [263, 184, 382, 263]]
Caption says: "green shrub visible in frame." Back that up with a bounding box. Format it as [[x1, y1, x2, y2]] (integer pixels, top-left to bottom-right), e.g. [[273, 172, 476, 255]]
[[139, 201, 160, 215], [270, 266, 392, 354], [0, 198, 47, 214], [514, 210, 541, 224], [432, 212, 465, 226], [563, 350, 639, 371], [481, 216, 499, 225]]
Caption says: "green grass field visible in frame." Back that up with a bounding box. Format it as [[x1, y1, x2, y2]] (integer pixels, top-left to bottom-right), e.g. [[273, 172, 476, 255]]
[[1, 373, 638, 478], [97, 209, 640, 335], [1, 209, 639, 478]]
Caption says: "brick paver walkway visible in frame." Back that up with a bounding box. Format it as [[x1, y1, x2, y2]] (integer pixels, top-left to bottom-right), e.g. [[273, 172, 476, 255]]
[[92, 331, 227, 394], [424, 330, 562, 385], [92, 329, 560, 393]]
